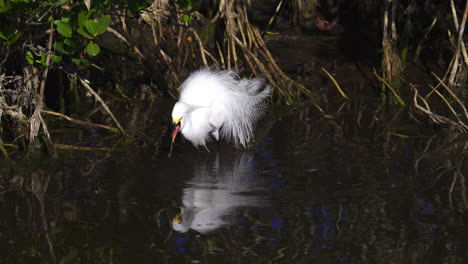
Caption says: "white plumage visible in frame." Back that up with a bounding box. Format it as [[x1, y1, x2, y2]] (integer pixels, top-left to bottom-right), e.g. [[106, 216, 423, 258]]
[[172, 152, 265, 233], [170, 69, 270, 149]]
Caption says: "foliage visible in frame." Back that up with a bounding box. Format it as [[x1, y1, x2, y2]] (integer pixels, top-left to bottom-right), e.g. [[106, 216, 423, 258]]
[[0, 0, 151, 68], [176, 0, 197, 23]]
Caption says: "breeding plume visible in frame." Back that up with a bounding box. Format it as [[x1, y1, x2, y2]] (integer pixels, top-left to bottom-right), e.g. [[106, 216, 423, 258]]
[[170, 69, 270, 153]]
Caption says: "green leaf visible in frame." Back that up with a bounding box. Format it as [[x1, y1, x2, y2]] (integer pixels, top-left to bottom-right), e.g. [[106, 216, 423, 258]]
[[0, 26, 19, 45], [54, 20, 72, 38], [53, 55, 62, 63], [71, 58, 82, 65], [77, 27, 93, 39], [54, 41, 66, 53], [96, 15, 110, 35], [0, 0, 12, 13], [84, 15, 110, 37], [54, 41, 74, 55], [77, 12, 88, 29], [39, 53, 47, 66], [26, 51, 34, 64], [77, 58, 90, 69], [182, 14, 193, 23], [72, 58, 90, 68], [86, 41, 100, 56], [63, 38, 77, 49], [0, 31, 7, 41]]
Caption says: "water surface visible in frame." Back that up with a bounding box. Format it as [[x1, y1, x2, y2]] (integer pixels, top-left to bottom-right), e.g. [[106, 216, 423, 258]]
[[1, 33, 467, 264]]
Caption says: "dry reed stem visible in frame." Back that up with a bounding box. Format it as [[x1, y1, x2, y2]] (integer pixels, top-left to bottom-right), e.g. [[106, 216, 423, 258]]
[[29, 21, 54, 149], [414, 135, 436, 173], [321, 67, 349, 100], [411, 84, 465, 129], [428, 84, 466, 126], [263, 0, 283, 35], [414, 17, 437, 62], [216, 42, 226, 69], [55, 144, 112, 151], [243, 6, 253, 49], [191, 32, 219, 66], [232, 34, 284, 96], [448, 0, 468, 86], [107, 27, 145, 61], [373, 69, 406, 105], [458, 167, 468, 209], [79, 79, 126, 135], [450, 0, 460, 29], [227, 36, 231, 70], [41, 110, 117, 132], [448, 169, 459, 209], [432, 73, 468, 120], [190, 29, 209, 67], [450, 0, 468, 66], [205, 0, 318, 102], [382, 0, 390, 79]]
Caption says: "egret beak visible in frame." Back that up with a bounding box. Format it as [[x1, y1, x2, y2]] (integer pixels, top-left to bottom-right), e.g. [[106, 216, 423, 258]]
[[168, 121, 181, 157], [172, 213, 182, 223], [171, 122, 181, 143]]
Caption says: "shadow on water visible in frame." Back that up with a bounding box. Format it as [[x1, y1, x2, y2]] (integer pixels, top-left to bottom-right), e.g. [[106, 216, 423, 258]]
[[1, 37, 467, 264]]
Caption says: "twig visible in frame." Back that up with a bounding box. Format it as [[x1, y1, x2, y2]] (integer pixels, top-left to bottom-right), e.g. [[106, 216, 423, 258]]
[[321, 67, 349, 100], [458, 167, 468, 209], [411, 84, 464, 128], [450, 0, 468, 67], [41, 110, 119, 133], [190, 29, 209, 67], [448, 0, 468, 86], [29, 20, 54, 150], [432, 72, 468, 120], [414, 17, 437, 62], [373, 69, 406, 106], [263, 0, 283, 36], [448, 169, 459, 209], [428, 84, 467, 127], [79, 79, 127, 135], [450, 0, 460, 30], [107, 27, 145, 60], [55, 144, 112, 151], [191, 29, 219, 66], [216, 41, 226, 68]]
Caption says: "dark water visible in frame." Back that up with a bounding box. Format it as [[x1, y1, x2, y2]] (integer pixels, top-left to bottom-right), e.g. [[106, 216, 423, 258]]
[[1, 35, 467, 263], [1, 104, 467, 263]]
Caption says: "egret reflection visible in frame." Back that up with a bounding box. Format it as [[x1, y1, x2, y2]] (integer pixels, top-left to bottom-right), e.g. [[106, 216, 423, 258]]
[[172, 152, 265, 233]]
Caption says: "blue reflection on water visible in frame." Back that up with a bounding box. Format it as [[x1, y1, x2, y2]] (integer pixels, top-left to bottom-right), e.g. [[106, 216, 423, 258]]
[[271, 218, 282, 229]]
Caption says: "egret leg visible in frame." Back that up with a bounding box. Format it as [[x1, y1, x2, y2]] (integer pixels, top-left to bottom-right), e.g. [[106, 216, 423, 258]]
[[203, 144, 210, 152]]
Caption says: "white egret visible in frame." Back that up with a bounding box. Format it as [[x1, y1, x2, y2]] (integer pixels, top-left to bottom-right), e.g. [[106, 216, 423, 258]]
[[172, 152, 265, 233], [170, 69, 270, 154]]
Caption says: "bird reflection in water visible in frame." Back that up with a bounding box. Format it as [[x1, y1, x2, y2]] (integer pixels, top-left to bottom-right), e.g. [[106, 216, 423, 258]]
[[172, 151, 265, 233]]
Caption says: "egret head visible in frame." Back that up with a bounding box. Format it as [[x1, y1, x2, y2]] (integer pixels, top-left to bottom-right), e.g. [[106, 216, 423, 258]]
[[170, 102, 189, 143]]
